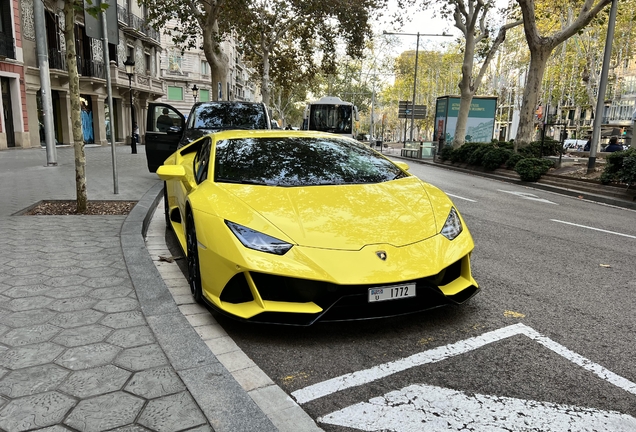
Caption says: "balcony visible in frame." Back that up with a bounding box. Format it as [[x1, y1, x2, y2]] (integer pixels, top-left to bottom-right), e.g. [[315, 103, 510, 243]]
[[117, 6, 160, 43], [0, 33, 15, 59], [47, 50, 105, 80]]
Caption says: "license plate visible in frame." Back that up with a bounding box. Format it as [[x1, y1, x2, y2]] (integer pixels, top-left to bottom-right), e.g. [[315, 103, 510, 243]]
[[368, 283, 416, 303]]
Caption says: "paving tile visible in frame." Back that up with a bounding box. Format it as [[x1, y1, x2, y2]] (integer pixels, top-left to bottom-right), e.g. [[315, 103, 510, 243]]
[[43, 275, 88, 288], [49, 309, 104, 329], [6, 296, 54, 312], [89, 287, 134, 300], [47, 297, 99, 312], [102, 311, 146, 329], [93, 298, 139, 313], [58, 365, 131, 398], [2, 285, 50, 299], [55, 343, 121, 371], [0, 364, 69, 397], [0, 309, 56, 327], [0, 342, 66, 369], [0, 392, 76, 432], [137, 391, 207, 432], [41, 267, 84, 277], [84, 276, 129, 289], [52, 325, 113, 347], [114, 344, 168, 371], [44, 286, 92, 299], [107, 326, 156, 348], [64, 392, 144, 431], [0, 324, 61, 347], [125, 366, 186, 399]]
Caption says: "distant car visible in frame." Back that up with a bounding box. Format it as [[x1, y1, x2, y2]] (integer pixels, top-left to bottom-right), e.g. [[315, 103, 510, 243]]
[[156, 130, 479, 325], [144, 101, 271, 172]]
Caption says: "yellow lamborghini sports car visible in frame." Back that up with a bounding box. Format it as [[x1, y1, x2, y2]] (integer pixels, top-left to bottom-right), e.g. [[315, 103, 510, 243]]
[[157, 130, 478, 325]]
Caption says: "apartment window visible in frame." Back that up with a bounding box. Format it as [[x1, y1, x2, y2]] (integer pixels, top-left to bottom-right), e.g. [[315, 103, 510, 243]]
[[201, 60, 210, 76], [167, 86, 183, 101], [199, 89, 210, 102], [145, 53, 151, 74]]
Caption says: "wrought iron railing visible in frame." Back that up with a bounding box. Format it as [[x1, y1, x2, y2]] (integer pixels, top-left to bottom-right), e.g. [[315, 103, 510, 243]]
[[117, 5, 129, 25], [48, 49, 67, 71]]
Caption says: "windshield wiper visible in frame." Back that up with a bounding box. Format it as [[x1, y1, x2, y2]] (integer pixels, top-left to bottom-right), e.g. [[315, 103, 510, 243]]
[[217, 178, 269, 185]]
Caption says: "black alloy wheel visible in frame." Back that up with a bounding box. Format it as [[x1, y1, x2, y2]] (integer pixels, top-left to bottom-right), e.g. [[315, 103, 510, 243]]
[[163, 182, 172, 231], [186, 211, 204, 304]]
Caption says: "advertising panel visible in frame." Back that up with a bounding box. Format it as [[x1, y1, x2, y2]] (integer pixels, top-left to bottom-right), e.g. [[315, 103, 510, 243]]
[[435, 96, 497, 143]]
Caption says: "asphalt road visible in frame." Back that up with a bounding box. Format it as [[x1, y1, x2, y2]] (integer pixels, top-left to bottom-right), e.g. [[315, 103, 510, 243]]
[[168, 163, 636, 431]]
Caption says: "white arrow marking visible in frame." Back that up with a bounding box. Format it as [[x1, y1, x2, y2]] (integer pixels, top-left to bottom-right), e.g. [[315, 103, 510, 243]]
[[319, 383, 636, 431], [498, 189, 558, 204], [292, 323, 636, 404]]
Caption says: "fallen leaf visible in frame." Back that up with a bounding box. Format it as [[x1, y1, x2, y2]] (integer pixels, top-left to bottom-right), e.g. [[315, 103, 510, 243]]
[[504, 310, 525, 318], [600, 264, 612, 268], [578, 195, 584, 199], [159, 255, 182, 263]]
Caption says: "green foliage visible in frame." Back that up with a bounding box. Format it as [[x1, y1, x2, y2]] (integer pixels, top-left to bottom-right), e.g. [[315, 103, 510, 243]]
[[600, 148, 636, 185], [482, 148, 513, 171], [449, 142, 484, 163], [438, 145, 454, 162], [506, 153, 524, 169], [514, 158, 552, 182], [518, 139, 561, 158], [466, 143, 493, 166]]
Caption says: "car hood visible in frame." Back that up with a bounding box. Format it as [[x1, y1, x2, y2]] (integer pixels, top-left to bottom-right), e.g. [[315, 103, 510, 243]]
[[219, 177, 441, 250]]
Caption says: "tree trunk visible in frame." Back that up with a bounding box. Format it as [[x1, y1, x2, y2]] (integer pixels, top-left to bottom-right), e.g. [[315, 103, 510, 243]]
[[64, 1, 87, 213], [261, 49, 270, 106], [514, 47, 551, 150], [452, 32, 475, 148], [202, 13, 229, 101]]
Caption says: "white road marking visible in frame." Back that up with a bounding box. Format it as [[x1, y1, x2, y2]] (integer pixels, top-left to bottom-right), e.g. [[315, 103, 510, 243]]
[[291, 323, 636, 404], [446, 193, 477, 202], [498, 189, 558, 204], [319, 383, 636, 431], [551, 219, 636, 239]]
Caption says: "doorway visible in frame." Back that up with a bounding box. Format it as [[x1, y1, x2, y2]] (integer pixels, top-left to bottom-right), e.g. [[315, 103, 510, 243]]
[[1, 77, 15, 147]]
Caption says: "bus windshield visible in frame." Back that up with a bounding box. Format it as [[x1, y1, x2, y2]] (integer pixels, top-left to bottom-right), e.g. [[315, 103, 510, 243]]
[[308, 104, 353, 134]]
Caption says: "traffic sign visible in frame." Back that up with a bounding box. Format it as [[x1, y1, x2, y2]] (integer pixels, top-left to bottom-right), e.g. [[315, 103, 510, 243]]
[[398, 100, 427, 119]]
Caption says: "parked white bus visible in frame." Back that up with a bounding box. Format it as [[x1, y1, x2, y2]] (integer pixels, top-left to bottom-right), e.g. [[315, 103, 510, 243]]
[[302, 96, 359, 139]]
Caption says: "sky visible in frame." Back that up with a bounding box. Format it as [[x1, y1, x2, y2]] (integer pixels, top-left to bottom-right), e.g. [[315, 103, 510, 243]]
[[377, 0, 511, 53]]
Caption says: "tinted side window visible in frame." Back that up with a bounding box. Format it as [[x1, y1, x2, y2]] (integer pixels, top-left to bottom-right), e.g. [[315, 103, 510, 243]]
[[189, 103, 268, 130], [193, 138, 211, 184]]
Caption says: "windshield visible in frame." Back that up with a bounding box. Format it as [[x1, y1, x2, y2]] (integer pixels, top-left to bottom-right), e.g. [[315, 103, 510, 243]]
[[214, 137, 408, 186], [308, 104, 353, 134], [187, 103, 269, 130]]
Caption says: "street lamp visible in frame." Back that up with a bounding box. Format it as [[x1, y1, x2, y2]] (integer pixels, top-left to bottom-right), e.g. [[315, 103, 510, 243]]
[[191, 84, 199, 104], [123, 56, 136, 154], [383, 31, 452, 142]]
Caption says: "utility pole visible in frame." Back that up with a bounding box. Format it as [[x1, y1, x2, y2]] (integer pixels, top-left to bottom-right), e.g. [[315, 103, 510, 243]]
[[587, 0, 618, 174], [34, 0, 57, 166]]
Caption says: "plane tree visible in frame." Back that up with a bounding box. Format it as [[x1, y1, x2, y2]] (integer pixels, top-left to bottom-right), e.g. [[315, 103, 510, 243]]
[[418, 0, 522, 147], [514, 0, 614, 149]]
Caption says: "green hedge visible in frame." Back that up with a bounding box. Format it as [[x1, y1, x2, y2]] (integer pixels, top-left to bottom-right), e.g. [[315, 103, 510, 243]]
[[601, 148, 636, 186]]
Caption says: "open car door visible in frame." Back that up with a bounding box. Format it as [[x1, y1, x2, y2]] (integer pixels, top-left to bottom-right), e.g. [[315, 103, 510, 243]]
[[145, 103, 186, 172]]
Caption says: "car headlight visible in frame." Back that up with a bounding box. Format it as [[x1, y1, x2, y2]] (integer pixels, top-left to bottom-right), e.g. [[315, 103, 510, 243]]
[[441, 207, 463, 240], [225, 221, 293, 255]]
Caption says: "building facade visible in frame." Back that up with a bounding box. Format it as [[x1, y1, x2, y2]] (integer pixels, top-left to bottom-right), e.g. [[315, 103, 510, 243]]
[[21, 0, 164, 150], [158, 24, 259, 115]]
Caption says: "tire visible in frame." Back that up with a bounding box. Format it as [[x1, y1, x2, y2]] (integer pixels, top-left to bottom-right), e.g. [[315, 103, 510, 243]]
[[163, 182, 172, 231], [186, 211, 204, 304]]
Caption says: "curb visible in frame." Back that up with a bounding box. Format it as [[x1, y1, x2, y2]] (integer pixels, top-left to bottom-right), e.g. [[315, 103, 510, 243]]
[[121, 183, 279, 432]]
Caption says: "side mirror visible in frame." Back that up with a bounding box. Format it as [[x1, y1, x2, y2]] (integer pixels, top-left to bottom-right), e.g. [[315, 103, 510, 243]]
[[156, 165, 186, 181], [394, 161, 410, 172]]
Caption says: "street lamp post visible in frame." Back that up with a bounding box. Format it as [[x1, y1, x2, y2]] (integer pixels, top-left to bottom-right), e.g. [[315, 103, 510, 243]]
[[191, 84, 199, 104], [124, 56, 136, 154], [383, 31, 452, 142]]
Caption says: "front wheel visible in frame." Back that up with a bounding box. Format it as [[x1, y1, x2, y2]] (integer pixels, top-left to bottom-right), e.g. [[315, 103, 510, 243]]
[[186, 212, 203, 304]]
